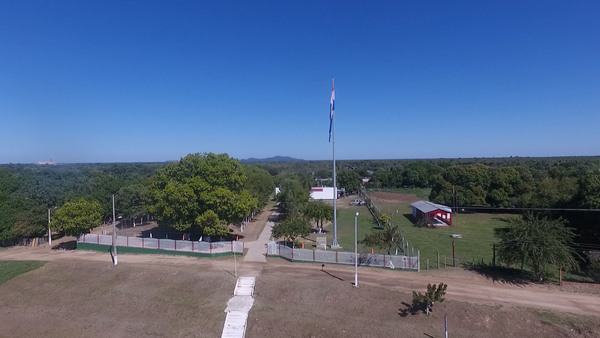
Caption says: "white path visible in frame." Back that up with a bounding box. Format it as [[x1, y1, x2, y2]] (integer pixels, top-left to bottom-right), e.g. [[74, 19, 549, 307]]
[[221, 210, 277, 337], [221, 277, 256, 338]]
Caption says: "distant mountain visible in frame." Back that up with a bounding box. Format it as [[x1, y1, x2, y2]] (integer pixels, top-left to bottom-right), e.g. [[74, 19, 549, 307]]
[[242, 156, 305, 163]]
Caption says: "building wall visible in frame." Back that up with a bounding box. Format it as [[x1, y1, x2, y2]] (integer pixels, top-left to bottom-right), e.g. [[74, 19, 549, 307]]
[[310, 187, 337, 200]]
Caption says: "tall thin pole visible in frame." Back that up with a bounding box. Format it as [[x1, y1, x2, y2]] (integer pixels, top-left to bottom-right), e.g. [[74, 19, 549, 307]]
[[48, 208, 52, 246], [112, 194, 117, 265], [354, 212, 359, 287], [331, 77, 339, 247]]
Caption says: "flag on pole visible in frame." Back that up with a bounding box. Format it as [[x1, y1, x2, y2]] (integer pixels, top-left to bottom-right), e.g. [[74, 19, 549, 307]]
[[329, 78, 335, 142]]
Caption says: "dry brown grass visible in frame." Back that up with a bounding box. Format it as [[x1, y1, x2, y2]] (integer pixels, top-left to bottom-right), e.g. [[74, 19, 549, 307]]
[[247, 263, 600, 338], [0, 260, 235, 337]]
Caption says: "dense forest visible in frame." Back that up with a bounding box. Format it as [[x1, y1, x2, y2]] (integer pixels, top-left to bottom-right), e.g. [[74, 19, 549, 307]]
[[252, 156, 600, 245], [1, 156, 599, 246], [0, 158, 274, 242]]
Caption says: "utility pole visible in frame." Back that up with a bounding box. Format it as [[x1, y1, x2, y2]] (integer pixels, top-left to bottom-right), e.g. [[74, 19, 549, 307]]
[[354, 212, 359, 287], [112, 194, 117, 265], [48, 208, 52, 246], [452, 240, 456, 267]]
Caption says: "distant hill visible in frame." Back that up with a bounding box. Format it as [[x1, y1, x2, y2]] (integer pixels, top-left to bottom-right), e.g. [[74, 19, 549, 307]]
[[241, 156, 305, 163]]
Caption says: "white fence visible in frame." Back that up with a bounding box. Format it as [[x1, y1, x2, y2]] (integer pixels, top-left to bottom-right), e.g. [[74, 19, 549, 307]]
[[78, 234, 243, 254], [267, 242, 419, 271]]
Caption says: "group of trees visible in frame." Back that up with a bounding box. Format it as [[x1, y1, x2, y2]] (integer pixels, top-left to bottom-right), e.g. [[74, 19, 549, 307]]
[[0, 153, 275, 241], [272, 176, 334, 245]]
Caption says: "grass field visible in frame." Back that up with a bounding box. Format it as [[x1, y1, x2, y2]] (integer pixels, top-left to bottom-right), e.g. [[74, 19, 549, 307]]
[[313, 194, 516, 272], [0, 260, 47, 284]]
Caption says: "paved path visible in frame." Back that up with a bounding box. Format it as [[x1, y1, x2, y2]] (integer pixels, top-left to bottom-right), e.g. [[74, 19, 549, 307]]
[[242, 211, 277, 263]]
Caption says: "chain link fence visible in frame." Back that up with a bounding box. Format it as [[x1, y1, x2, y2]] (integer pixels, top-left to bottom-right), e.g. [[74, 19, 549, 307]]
[[267, 241, 419, 271], [78, 234, 243, 254]]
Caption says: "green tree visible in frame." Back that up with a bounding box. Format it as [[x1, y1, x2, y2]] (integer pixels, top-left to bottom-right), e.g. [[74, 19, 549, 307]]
[[12, 208, 47, 238], [411, 283, 447, 315], [147, 153, 256, 236], [337, 169, 361, 192], [377, 213, 392, 227], [52, 199, 102, 236], [496, 213, 578, 281], [271, 217, 311, 245], [244, 166, 275, 208], [363, 223, 401, 254], [302, 200, 333, 232], [277, 177, 309, 217], [118, 183, 148, 222]]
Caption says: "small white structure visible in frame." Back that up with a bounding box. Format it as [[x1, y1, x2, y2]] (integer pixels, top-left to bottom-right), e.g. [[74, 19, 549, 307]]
[[310, 187, 337, 200], [316, 237, 327, 250]]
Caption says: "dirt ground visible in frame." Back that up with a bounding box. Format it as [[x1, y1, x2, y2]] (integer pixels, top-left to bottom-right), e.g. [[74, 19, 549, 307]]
[[249, 262, 600, 338], [0, 259, 235, 337], [1, 244, 600, 337], [2, 198, 600, 337], [369, 191, 422, 203]]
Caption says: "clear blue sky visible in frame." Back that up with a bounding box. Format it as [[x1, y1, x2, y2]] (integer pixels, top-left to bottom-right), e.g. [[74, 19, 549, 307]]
[[1, 1, 598, 163]]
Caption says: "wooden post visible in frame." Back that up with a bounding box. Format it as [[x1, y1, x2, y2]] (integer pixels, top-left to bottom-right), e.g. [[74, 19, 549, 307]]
[[559, 267, 563, 286], [452, 240, 456, 267]]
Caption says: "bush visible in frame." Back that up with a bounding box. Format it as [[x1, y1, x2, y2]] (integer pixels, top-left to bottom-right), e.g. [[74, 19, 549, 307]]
[[411, 282, 447, 315]]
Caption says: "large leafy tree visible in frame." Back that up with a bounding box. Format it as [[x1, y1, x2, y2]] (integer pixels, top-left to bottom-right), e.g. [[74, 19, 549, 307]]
[[277, 176, 309, 217], [118, 183, 148, 221], [147, 153, 257, 235], [271, 217, 311, 245], [302, 200, 333, 232], [52, 199, 102, 236], [337, 169, 361, 192], [496, 213, 578, 280], [244, 166, 275, 208]]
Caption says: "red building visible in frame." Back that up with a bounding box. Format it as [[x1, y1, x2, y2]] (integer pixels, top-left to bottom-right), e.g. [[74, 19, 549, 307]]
[[410, 201, 452, 227]]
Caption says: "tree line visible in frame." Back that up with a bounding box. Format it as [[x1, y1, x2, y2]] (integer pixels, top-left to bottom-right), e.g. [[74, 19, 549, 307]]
[[0, 154, 274, 242]]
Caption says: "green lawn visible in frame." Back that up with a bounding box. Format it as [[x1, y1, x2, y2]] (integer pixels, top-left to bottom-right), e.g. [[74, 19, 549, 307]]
[[0, 260, 47, 284], [315, 199, 515, 271], [307, 205, 376, 252]]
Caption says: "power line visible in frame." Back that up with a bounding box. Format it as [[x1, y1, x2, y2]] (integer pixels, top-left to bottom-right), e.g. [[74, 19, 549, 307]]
[[459, 206, 600, 212]]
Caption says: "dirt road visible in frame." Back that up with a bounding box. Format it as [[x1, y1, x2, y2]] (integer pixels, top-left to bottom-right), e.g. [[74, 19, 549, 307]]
[[1, 243, 598, 317]]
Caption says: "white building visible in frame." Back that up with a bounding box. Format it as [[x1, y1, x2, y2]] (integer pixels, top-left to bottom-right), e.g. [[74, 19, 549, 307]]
[[310, 187, 337, 200]]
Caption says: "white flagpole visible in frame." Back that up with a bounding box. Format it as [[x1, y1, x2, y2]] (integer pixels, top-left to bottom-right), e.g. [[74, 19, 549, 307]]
[[331, 77, 340, 248]]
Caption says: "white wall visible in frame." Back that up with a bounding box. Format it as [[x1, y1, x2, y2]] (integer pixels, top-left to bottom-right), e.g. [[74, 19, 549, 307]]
[[310, 187, 337, 200]]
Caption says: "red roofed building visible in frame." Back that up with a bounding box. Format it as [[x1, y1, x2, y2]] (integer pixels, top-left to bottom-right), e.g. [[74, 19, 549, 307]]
[[410, 200, 452, 227]]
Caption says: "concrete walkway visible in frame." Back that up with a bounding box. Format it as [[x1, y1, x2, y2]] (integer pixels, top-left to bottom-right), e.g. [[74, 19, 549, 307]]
[[242, 211, 277, 263], [221, 211, 277, 337]]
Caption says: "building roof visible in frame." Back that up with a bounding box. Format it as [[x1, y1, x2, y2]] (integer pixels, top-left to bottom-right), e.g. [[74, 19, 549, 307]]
[[410, 200, 452, 213]]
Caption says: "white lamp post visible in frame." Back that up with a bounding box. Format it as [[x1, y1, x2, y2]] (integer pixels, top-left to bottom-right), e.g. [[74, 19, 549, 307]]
[[354, 211, 359, 287]]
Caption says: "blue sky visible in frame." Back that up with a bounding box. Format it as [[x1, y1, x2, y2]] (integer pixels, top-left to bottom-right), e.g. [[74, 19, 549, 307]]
[[1, 1, 598, 163]]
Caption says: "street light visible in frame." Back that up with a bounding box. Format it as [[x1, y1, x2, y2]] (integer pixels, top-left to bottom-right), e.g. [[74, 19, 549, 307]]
[[354, 211, 359, 287]]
